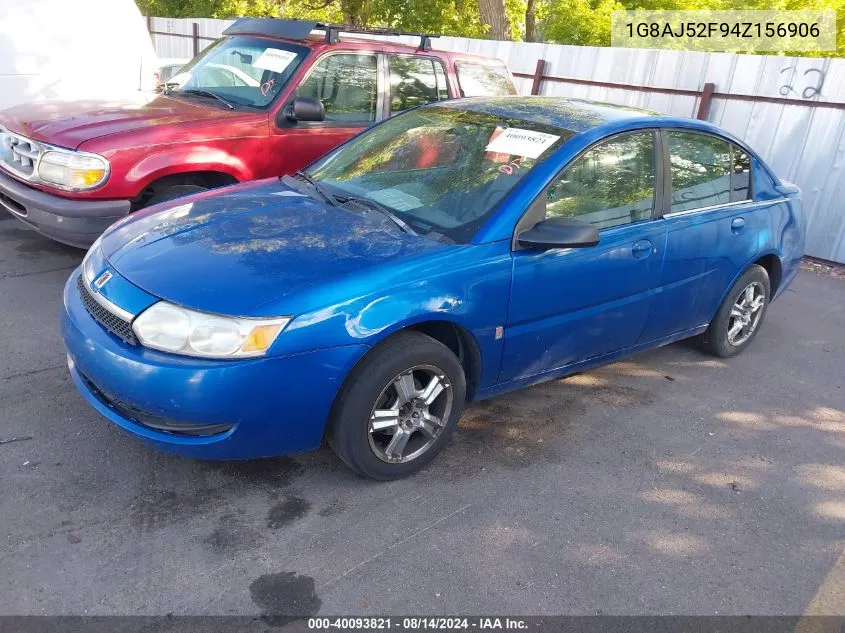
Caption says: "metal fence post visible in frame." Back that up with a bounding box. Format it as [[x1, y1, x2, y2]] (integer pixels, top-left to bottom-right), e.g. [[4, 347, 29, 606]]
[[696, 82, 715, 120], [192, 22, 200, 57], [146, 15, 152, 34], [531, 59, 547, 95]]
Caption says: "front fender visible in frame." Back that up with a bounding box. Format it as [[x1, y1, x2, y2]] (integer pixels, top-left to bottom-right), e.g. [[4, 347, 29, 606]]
[[270, 240, 514, 390], [125, 145, 249, 191]]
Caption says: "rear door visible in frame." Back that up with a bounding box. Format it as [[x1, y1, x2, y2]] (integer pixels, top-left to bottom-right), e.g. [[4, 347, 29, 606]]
[[268, 51, 385, 175], [638, 130, 761, 342], [501, 130, 668, 382], [386, 54, 451, 115]]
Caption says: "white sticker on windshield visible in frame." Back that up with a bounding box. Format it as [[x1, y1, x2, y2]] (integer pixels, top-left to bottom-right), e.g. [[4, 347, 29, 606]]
[[485, 127, 560, 159], [367, 189, 422, 212], [253, 48, 298, 74]]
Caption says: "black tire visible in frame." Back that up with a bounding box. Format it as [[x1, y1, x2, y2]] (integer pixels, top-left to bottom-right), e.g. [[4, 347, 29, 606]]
[[146, 184, 208, 207], [327, 331, 466, 480], [699, 264, 771, 358]]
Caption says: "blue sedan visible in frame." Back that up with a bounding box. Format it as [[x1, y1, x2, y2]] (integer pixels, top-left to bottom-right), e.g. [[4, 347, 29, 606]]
[[61, 97, 805, 479]]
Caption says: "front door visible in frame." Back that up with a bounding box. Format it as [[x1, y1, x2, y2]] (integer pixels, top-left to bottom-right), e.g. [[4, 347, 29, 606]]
[[501, 130, 667, 382], [267, 51, 385, 176]]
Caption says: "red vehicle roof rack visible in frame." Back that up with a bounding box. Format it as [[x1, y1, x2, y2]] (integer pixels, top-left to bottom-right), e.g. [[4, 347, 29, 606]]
[[223, 18, 439, 51]]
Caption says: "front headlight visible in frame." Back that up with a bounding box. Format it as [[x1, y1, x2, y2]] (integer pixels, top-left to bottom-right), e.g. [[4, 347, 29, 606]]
[[81, 236, 103, 283], [132, 301, 291, 359], [37, 149, 109, 190]]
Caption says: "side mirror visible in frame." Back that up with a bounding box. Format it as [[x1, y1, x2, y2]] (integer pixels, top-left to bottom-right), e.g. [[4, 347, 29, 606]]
[[517, 217, 599, 250], [281, 97, 325, 123]]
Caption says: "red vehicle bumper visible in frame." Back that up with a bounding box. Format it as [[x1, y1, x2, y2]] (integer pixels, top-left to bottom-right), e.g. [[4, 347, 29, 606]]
[[0, 171, 130, 248]]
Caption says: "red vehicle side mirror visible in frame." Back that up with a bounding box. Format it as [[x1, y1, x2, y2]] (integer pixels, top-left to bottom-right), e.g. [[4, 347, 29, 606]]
[[282, 97, 325, 124]]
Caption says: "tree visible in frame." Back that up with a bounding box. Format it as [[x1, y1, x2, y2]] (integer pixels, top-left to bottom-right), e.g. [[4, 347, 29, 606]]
[[478, 0, 511, 39], [525, 0, 537, 41]]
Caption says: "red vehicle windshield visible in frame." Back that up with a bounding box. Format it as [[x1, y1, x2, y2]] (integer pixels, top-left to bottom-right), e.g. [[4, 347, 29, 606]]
[[166, 36, 309, 109]]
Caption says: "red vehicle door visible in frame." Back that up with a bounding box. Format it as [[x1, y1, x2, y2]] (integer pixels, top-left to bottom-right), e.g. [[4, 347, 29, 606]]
[[266, 51, 386, 176]]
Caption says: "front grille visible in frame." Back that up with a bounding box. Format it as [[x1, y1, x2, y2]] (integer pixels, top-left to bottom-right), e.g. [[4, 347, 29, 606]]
[[0, 127, 43, 180], [78, 370, 234, 437], [76, 275, 138, 345]]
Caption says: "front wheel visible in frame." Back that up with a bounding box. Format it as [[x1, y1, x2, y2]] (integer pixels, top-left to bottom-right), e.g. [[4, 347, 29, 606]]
[[327, 331, 466, 480], [699, 264, 771, 358]]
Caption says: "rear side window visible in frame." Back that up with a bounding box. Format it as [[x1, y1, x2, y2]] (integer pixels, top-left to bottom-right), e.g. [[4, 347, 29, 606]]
[[455, 61, 517, 97], [668, 131, 752, 212], [389, 56, 449, 114], [298, 53, 378, 123]]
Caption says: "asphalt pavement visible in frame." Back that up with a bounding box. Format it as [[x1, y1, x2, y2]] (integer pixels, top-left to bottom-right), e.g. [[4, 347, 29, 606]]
[[1, 211, 844, 617]]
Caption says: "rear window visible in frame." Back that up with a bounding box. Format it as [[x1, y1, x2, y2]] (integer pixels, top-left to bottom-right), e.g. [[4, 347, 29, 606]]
[[455, 61, 517, 98]]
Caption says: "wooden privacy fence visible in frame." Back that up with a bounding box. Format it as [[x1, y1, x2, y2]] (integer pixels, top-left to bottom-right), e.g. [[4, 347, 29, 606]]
[[147, 17, 845, 264]]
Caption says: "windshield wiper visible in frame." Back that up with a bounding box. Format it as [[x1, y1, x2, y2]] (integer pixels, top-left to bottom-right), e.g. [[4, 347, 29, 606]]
[[294, 170, 340, 207], [341, 195, 418, 236], [180, 89, 235, 110]]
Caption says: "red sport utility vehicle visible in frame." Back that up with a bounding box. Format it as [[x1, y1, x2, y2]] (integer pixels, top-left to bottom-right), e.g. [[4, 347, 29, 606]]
[[0, 18, 517, 247]]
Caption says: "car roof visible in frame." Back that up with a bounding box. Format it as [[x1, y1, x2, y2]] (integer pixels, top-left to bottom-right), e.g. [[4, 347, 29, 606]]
[[432, 96, 757, 150], [435, 96, 661, 133]]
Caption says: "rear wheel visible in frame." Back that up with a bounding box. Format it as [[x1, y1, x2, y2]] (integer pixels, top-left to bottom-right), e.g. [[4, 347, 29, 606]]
[[327, 331, 466, 480], [699, 264, 770, 358]]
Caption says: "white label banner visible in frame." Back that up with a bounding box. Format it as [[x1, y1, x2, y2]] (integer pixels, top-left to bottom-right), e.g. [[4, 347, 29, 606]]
[[485, 128, 560, 159], [254, 49, 298, 74]]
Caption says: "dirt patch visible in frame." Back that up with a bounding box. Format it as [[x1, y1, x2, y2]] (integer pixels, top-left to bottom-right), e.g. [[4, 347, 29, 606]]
[[267, 496, 311, 529], [130, 456, 306, 532], [249, 572, 322, 626], [435, 374, 655, 478], [130, 488, 221, 531], [203, 512, 263, 554], [588, 384, 655, 407], [801, 258, 845, 281]]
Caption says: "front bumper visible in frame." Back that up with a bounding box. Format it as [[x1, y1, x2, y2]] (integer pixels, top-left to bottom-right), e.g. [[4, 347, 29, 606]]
[[0, 170, 130, 248], [61, 268, 367, 459]]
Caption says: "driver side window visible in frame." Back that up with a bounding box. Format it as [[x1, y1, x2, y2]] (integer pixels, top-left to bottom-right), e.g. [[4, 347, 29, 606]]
[[546, 132, 656, 230], [298, 53, 378, 123]]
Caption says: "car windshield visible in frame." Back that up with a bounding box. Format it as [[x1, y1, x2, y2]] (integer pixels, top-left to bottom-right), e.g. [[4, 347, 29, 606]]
[[307, 106, 573, 243], [165, 36, 308, 109]]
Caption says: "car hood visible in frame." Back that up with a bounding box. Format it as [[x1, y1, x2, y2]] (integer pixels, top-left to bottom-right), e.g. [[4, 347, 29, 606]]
[[0, 96, 249, 149], [101, 179, 447, 316]]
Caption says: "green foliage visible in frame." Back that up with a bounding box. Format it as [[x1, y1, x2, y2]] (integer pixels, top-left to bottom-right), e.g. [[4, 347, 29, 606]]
[[505, 0, 527, 40], [137, 0, 282, 18], [137, 0, 843, 56], [542, 0, 625, 46]]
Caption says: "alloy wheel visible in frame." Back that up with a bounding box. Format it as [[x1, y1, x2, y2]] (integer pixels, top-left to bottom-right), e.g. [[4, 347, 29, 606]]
[[368, 365, 453, 464], [727, 281, 766, 346]]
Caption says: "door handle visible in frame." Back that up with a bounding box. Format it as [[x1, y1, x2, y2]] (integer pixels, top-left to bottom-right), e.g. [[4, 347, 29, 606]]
[[731, 217, 746, 233], [632, 239, 653, 259]]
